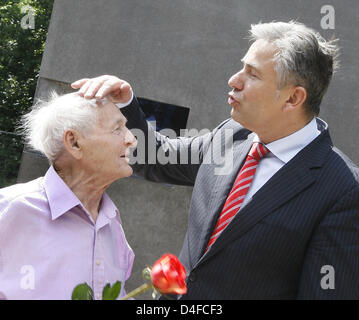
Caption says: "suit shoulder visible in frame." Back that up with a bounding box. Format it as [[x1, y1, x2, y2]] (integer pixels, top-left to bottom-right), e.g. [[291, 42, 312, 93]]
[[330, 147, 359, 182], [322, 147, 359, 200]]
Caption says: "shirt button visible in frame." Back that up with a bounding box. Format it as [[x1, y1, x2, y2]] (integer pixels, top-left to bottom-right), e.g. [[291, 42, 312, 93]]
[[96, 260, 101, 266], [96, 293, 101, 300]]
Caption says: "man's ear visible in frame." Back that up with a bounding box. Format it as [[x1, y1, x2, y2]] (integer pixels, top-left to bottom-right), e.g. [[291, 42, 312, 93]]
[[283, 86, 307, 112], [62, 129, 83, 160]]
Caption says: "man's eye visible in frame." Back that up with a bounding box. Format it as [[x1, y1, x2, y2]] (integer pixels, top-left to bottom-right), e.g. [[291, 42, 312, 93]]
[[244, 66, 257, 78], [249, 72, 257, 78]]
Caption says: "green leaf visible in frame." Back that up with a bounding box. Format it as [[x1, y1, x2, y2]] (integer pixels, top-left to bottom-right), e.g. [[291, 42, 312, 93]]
[[71, 283, 94, 300], [102, 281, 122, 300]]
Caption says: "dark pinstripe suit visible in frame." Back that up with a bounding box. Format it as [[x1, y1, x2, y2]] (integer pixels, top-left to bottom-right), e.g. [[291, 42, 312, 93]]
[[122, 97, 359, 299]]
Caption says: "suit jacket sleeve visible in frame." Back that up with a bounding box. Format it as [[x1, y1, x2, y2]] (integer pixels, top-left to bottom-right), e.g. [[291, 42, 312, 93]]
[[297, 185, 359, 299], [121, 95, 230, 186]]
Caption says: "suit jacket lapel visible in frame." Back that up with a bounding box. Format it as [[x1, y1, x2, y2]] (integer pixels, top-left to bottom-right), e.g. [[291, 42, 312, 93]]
[[195, 127, 332, 266], [192, 132, 255, 266]]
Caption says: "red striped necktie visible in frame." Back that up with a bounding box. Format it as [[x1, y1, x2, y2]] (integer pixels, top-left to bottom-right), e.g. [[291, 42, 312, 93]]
[[205, 142, 270, 252]]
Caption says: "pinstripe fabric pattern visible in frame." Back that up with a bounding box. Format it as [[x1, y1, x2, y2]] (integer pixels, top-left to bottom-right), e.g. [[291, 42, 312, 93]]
[[205, 143, 269, 252], [122, 97, 359, 299]]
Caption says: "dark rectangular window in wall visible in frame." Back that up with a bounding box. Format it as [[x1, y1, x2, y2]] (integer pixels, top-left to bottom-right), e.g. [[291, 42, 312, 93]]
[[137, 97, 190, 136]]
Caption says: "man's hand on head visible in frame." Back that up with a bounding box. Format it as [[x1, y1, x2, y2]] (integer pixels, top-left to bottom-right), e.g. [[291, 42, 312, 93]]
[[71, 75, 133, 104]]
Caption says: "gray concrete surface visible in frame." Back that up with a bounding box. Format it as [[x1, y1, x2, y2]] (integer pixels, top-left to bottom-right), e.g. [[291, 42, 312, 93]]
[[18, 0, 359, 299]]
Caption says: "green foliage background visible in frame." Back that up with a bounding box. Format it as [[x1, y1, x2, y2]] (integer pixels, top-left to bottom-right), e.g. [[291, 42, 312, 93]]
[[0, 0, 54, 187]]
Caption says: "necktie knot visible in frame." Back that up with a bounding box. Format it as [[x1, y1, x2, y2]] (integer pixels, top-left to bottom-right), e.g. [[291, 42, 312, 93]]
[[248, 142, 269, 161]]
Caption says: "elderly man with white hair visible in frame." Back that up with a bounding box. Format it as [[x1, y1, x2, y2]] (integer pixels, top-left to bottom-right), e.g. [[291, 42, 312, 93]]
[[0, 92, 137, 299]]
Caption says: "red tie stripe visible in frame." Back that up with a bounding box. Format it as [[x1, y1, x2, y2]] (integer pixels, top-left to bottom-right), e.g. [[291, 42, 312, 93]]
[[205, 142, 269, 252]]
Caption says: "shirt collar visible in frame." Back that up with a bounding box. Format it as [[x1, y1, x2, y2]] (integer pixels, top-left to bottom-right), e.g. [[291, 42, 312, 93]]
[[253, 117, 322, 164], [99, 193, 118, 220], [44, 166, 81, 220], [44, 166, 118, 221]]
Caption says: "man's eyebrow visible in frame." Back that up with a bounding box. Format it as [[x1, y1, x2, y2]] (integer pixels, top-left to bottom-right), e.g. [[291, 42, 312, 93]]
[[241, 58, 262, 75], [113, 117, 127, 126]]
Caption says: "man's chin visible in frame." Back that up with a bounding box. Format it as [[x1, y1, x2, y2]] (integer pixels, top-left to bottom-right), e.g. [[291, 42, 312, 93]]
[[230, 109, 242, 124], [123, 166, 133, 177], [116, 165, 133, 179]]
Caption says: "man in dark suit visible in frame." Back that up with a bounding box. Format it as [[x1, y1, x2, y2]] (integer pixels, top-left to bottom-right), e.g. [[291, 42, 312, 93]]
[[72, 21, 359, 299]]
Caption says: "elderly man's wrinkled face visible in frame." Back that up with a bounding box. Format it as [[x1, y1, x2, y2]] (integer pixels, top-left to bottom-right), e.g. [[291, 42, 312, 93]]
[[81, 101, 137, 180]]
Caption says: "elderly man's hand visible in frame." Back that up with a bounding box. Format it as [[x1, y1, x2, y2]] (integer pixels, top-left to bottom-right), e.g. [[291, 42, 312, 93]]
[[71, 75, 133, 104]]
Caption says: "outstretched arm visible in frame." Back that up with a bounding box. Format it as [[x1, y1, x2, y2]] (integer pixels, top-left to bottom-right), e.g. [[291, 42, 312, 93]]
[[71, 75, 216, 186]]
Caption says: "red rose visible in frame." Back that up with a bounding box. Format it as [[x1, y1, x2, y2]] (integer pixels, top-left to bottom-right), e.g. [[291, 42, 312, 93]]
[[151, 253, 187, 295]]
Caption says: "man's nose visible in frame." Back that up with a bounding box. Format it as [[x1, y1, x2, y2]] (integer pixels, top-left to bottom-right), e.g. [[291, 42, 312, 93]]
[[125, 128, 137, 148], [228, 71, 244, 91]]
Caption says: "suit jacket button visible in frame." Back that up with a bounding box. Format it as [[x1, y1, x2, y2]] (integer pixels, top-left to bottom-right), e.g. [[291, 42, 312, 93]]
[[188, 272, 196, 282]]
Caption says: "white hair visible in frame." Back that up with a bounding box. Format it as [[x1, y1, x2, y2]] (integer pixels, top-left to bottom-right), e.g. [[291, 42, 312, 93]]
[[248, 21, 340, 115], [20, 91, 107, 163]]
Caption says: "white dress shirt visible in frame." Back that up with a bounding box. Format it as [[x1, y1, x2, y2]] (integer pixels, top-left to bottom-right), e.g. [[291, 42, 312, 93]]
[[240, 117, 321, 209]]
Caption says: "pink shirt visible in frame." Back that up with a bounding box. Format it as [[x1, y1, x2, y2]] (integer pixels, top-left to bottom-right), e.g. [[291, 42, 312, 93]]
[[0, 166, 134, 300]]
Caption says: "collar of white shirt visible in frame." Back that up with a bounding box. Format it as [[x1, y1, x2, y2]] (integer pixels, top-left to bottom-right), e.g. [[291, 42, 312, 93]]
[[252, 117, 322, 164]]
